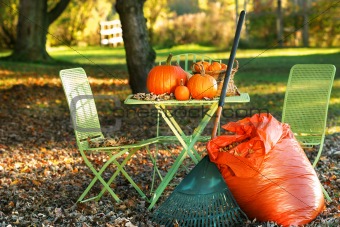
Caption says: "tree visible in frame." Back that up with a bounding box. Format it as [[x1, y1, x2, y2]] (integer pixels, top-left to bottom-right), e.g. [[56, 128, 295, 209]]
[[115, 0, 156, 93], [302, 0, 309, 47], [276, 0, 283, 47], [235, 0, 239, 28], [8, 0, 70, 62]]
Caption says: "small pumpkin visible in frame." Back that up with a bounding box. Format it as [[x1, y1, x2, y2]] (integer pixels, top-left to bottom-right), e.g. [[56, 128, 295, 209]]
[[187, 64, 217, 100], [221, 63, 227, 70], [192, 61, 210, 72], [147, 54, 187, 95], [207, 62, 222, 71], [174, 79, 190, 101]]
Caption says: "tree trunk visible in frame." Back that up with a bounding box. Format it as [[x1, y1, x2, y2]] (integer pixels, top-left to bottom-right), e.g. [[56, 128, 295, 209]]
[[302, 0, 309, 47], [235, 0, 239, 29], [276, 0, 283, 47], [116, 0, 156, 94], [9, 0, 70, 62], [243, 0, 248, 42]]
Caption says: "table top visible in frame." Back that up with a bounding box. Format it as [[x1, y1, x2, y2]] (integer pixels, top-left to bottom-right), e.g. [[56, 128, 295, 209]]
[[124, 93, 250, 106]]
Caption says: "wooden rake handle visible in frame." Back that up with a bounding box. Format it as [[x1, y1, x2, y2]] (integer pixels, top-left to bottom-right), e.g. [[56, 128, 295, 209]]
[[211, 10, 246, 139]]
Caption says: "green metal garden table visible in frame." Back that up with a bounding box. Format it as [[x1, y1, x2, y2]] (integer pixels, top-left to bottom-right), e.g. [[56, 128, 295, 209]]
[[124, 93, 250, 209]]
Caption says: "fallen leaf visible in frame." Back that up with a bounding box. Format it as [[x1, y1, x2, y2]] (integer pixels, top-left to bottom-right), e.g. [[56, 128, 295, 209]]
[[32, 180, 41, 186], [10, 180, 19, 185]]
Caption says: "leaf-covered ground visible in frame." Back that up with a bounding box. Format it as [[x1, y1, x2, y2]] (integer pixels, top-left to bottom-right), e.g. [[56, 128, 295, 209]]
[[0, 65, 339, 227]]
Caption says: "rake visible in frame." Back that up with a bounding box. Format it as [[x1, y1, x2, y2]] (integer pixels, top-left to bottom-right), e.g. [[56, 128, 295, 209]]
[[152, 10, 248, 227]]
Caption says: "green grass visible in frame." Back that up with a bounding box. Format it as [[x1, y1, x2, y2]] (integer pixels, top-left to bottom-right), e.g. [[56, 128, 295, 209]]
[[48, 46, 127, 65], [0, 50, 10, 59], [1, 45, 339, 132]]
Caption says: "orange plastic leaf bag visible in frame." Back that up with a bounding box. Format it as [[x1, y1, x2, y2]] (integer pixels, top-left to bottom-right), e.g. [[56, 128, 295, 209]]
[[207, 113, 325, 226]]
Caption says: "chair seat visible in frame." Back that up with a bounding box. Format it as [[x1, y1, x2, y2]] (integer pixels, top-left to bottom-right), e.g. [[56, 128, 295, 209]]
[[85, 136, 181, 151]]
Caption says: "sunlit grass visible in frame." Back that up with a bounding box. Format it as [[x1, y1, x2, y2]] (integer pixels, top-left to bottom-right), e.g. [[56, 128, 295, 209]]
[[88, 77, 128, 86], [238, 83, 287, 95], [48, 45, 126, 56], [0, 72, 61, 89], [3, 45, 339, 67], [0, 50, 11, 58], [330, 80, 340, 105], [155, 44, 219, 56], [327, 126, 340, 134], [235, 47, 340, 58], [87, 76, 131, 99], [48, 45, 340, 73], [155, 45, 340, 61], [49, 46, 127, 65], [1, 45, 339, 133]]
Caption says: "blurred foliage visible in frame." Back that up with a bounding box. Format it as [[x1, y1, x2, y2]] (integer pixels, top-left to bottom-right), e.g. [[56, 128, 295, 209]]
[[144, 0, 172, 44], [48, 0, 113, 46], [309, 0, 340, 47], [148, 0, 340, 48], [151, 0, 237, 48], [246, 12, 277, 48], [0, 0, 339, 49], [168, 0, 200, 15], [0, 0, 18, 49]]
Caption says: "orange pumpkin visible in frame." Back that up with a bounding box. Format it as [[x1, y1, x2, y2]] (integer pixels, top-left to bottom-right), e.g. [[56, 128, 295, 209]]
[[147, 54, 187, 95], [221, 63, 227, 70], [193, 61, 210, 72], [207, 62, 222, 71], [175, 79, 190, 101], [187, 64, 217, 100]]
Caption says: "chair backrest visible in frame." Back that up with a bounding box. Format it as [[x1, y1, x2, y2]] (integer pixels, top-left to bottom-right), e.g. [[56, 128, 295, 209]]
[[282, 64, 336, 140], [158, 53, 222, 72], [59, 68, 104, 150]]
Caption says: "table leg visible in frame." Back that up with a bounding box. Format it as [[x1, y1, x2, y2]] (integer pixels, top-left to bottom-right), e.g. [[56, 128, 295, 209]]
[[148, 140, 193, 210], [148, 102, 219, 210], [156, 103, 218, 162], [188, 102, 218, 149], [155, 104, 199, 163]]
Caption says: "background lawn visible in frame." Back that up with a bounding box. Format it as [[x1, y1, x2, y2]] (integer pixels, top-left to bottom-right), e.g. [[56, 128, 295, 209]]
[[2, 45, 339, 132]]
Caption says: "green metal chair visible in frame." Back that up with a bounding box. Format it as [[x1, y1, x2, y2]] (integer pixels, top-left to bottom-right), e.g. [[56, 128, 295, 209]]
[[59, 67, 163, 204], [281, 64, 336, 201]]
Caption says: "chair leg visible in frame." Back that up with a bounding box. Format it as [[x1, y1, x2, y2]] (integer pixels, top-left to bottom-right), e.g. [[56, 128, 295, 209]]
[[97, 147, 152, 202], [321, 183, 332, 202], [146, 146, 163, 195], [113, 158, 149, 201], [77, 149, 127, 203], [312, 138, 325, 167], [310, 139, 332, 202], [96, 148, 141, 198]]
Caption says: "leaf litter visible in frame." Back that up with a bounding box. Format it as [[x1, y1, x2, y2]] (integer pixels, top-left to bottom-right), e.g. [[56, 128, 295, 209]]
[[0, 67, 339, 227]]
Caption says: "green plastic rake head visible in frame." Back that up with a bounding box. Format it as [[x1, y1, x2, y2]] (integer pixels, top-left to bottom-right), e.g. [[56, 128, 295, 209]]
[[152, 156, 247, 226]]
